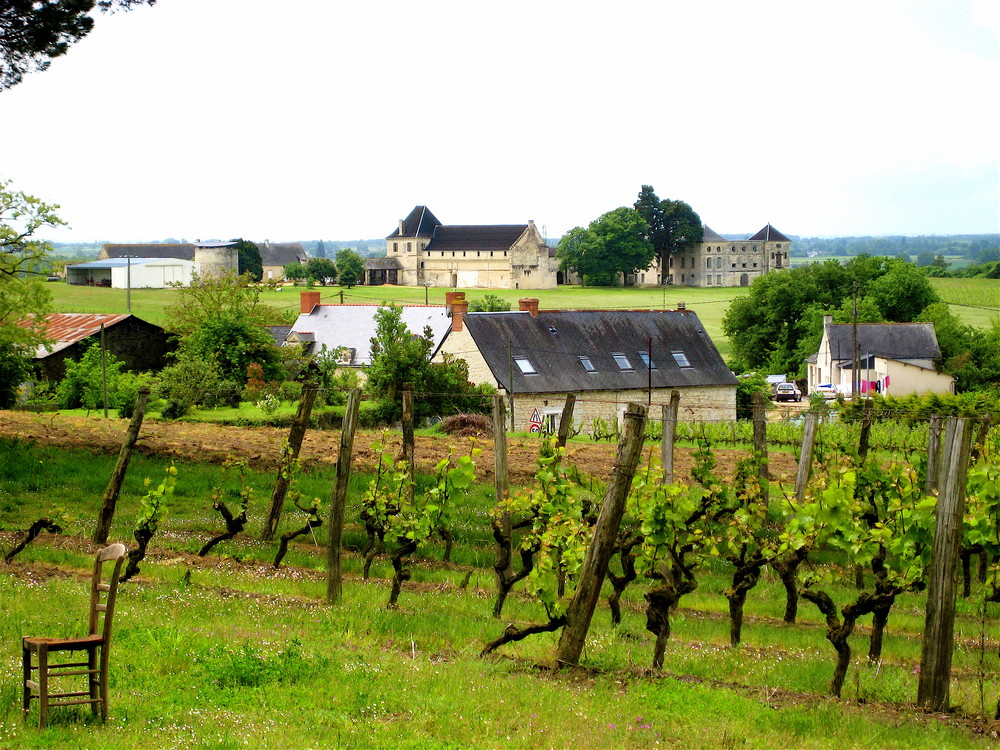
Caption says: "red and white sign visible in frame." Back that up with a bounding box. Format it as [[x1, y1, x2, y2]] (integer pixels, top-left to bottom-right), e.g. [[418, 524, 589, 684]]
[[528, 408, 543, 433]]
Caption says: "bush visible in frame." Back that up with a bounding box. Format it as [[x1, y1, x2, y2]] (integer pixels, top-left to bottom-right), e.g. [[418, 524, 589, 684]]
[[440, 413, 493, 438]]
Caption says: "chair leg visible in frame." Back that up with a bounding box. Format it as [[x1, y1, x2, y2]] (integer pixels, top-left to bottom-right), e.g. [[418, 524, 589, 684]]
[[99, 647, 109, 721], [21, 645, 31, 715], [89, 648, 100, 717], [37, 647, 48, 729]]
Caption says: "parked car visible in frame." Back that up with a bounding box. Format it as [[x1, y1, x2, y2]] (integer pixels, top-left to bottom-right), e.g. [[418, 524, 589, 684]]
[[774, 382, 802, 402], [812, 383, 839, 400]]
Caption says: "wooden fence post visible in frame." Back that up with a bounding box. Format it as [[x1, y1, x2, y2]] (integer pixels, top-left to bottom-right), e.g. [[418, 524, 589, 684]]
[[401, 383, 415, 505], [261, 383, 318, 541], [857, 398, 874, 459], [493, 395, 512, 581], [751, 392, 769, 502], [326, 388, 361, 604], [925, 415, 944, 495], [555, 393, 576, 449], [661, 390, 680, 485], [918, 416, 974, 711], [93, 387, 150, 544], [794, 412, 819, 502], [556, 403, 648, 668]]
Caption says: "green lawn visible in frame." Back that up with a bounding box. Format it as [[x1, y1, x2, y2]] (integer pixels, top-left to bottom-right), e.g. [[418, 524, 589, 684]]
[[1, 437, 996, 748]]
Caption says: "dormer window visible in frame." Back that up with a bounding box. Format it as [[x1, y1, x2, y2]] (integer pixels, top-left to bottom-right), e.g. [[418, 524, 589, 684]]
[[671, 350, 691, 368], [579, 356, 596, 372], [513, 356, 537, 375], [612, 353, 633, 371]]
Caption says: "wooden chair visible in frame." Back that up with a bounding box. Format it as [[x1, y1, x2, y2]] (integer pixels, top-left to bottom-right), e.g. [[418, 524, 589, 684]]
[[22, 543, 127, 728]]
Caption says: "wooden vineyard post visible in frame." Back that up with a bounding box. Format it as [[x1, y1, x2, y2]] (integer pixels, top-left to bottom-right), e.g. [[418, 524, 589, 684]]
[[326, 388, 361, 604], [556, 403, 648, 668], [794, 412, 819, 502], [918, 416, 974, 711], [555, 393, 576, 449], [261, 383, 318, 541], [401, 383, 415, 505], [93, 387, 150, 544], [925, 415, 944, 495], [661, 390, 680, 485], [492, 395, 512, 582], [857, 398, 874, 459], [751, 391, 769, 502]]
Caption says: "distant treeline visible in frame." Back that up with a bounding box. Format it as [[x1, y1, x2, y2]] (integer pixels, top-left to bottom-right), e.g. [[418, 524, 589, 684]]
[[789, 234, 999, 262]]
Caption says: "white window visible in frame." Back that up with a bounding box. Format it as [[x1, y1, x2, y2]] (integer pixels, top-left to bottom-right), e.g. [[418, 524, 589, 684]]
[[612, 353, 633, 371], [513, 356, 537, 375]]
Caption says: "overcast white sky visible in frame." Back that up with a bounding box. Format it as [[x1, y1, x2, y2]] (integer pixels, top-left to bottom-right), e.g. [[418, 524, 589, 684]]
[[1, 0, 997, 244]]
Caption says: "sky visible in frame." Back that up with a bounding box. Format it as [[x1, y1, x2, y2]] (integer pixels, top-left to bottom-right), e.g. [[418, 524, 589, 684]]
[[1, 0, 998, 244]]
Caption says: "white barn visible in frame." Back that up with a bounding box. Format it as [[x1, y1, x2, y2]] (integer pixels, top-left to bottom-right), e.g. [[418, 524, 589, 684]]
[[66, 258, 198, 288]]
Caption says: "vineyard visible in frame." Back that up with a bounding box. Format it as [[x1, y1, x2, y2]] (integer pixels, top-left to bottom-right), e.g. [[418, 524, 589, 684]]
[[1, 404, 999, 748]]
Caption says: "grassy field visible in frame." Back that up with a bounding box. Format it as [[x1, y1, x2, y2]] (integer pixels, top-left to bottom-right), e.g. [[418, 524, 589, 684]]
[[928, 277, 1000, 329], [1, 435, 998, 748]]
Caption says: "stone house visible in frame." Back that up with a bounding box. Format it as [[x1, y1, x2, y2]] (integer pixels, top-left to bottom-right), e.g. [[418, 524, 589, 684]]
[[632, 224, 792, 288], [435, 296, 737, 432], [806, 317, 955, 397], [384, 206, 557, 289], [21, 313, 174, 381]]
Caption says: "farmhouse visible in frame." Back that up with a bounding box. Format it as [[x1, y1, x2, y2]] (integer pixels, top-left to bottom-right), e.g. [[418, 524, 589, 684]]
[[806, 317, 955, 397], [435, 296, 738, 432], [19, 313, 174, 381], [383, 206, 557, 289], [633, 224, 792, 288], [285, 291, 451, 367]]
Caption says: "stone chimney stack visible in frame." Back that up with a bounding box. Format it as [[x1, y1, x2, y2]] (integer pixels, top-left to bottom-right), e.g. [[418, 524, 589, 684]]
[[451, 299, 469, 332], [676, 301, 686, 311], [823, 314, 833, 327], [300, 290, 321, 314], [399, 220, 405, 236], [519, 298, 540, 317]]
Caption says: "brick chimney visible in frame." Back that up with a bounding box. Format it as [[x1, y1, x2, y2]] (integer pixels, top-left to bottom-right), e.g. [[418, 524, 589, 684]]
[[519, 298, 539, 317], [300, 290, 321, 314], [445, 291, 466, 310], [451, 299, 469, 332]]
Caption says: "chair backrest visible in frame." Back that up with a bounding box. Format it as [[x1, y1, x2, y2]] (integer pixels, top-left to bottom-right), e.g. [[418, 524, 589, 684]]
[[87, 544, 127, 640]]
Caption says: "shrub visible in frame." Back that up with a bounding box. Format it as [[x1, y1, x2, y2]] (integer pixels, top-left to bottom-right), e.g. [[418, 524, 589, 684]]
[[440, 413, 493, 438]]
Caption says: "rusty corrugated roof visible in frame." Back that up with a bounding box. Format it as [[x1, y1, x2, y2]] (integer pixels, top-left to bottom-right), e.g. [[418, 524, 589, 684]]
[[19, 313, 132, 357]]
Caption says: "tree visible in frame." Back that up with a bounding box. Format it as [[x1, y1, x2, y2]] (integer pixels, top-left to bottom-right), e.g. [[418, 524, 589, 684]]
[[335, 248, 364, 288], [556, 208, 654, 286], [283, 262, 307, 284], [633, 185, 703, 275], [1, 179, 65, 406], [314, 240, 327, 259], [0, 1, 154, 89], [365, 304, 491, 423], [164, 270, 284, 386], [231, 238, 263, 282], [304, 257, 337, 286]]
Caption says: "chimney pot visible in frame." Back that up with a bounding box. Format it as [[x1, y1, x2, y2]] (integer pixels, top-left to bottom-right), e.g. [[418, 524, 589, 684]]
[[677, 301, 686, 311]]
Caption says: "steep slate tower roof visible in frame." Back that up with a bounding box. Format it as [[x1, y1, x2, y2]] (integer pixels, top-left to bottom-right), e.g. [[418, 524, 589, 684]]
[[747, 224, 791, 242], [387, 206, 443, 239]]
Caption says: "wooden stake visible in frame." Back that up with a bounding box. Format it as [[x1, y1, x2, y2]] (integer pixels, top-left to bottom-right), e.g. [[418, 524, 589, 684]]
[[925, 415, 944, 495], [555, 393, 576, 449], [492, 395, 512, 581], [794, 412, 819, 502], [401, 383, 415, 505], [326, 388, 360, 604], [261, 383, 318, 541], [751, 391, 769, 502], [661, 390, 680, 485], [555, 402, 648, 668], [918, 416, 974, 711], [93, 387, 150, 544]]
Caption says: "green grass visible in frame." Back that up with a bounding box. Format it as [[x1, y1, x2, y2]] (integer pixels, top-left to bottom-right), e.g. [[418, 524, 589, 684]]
[[928, 277, 1000, 329], [1, 437, 998, 748]]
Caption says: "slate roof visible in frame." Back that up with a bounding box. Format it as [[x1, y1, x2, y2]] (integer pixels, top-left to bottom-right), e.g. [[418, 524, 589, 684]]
[[462, 309, 738, 394], [824, 323, 941, 362], [69, 258, 174, 269], [747, 224, 791, 242], [19, 313, 134, 357], [102, 244, 197, 260], [364, 257, 403, 270], [264, 325, 292, 347], [256, 242, 307, 266], [701, 224, 727, 242], [387, 206, 442, 239], [426, 225, 528, 253], [288, 305, 452, 366]]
